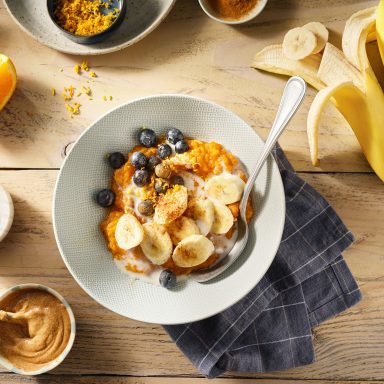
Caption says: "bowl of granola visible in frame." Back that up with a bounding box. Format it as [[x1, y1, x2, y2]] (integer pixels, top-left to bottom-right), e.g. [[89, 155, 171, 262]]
[[53, 94, 285, 324]]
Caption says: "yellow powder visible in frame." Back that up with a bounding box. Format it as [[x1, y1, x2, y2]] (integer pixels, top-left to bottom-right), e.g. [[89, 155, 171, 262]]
[[89, 71, 97, 78], [54, 0, 118, 36], [65, 102, 81, 115], [52, 88, 56, 96], [74, 64, 81, 74]]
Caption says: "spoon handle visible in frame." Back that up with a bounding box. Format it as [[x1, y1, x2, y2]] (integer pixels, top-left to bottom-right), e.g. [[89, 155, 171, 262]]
[[240, 76, 307, 215]]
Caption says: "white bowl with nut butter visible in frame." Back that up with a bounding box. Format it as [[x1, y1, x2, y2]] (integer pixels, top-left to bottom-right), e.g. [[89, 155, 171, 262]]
[[0, 284, 76, 375]]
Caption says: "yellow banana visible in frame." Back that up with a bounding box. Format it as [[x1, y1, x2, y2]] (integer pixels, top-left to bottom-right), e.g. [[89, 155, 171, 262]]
[[378, 0, 384, 62], [252, 3, 384, 182]]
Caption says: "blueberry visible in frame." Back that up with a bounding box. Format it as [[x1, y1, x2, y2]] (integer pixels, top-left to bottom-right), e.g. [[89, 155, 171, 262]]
[[138, 200, 154, 216], [170, 175, 184, 186], [108, 152, 126, 169], [130, 151, 147, 169], [159, 269, 176, 289], [139, 128, 157, 148], [166, 128, 184, 145], [175, 140, 189, 154], [154, 178, 170, 194], [133, 169, 150, 187], [96, 189, 115, 207], [157, 144, 172, 159], [147, 155, 162, 171]]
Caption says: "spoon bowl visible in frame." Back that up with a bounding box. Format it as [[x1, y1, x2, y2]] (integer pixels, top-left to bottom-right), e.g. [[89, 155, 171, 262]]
[[192, 77, 307, 283]]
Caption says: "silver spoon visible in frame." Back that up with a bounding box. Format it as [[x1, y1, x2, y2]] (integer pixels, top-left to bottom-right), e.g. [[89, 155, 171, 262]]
[[192, 76, 307, 283]]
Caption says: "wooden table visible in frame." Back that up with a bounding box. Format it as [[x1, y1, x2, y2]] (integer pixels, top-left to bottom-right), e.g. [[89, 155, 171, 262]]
[[0, 0, 383, 383]]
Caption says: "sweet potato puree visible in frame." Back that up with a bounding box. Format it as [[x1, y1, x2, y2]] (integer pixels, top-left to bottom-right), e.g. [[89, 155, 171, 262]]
[[0, 288, 71, 372], [101, 139, 253, 276]]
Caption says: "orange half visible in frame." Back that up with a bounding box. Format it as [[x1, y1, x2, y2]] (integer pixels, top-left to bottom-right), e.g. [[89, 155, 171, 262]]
[[0, 54, 17, 111]]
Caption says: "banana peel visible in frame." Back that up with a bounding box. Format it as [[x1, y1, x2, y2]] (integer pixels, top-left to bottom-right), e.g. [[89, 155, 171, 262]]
[[252, 3, 384, 182], [378, 0, 384, 62]]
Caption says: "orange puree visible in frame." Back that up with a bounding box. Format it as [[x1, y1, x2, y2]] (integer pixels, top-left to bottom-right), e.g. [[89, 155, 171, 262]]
[[101, 139, 253, 276]]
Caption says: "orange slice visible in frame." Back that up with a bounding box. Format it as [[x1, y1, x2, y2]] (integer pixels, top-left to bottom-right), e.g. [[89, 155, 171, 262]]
[[0, 54, 17, 111]]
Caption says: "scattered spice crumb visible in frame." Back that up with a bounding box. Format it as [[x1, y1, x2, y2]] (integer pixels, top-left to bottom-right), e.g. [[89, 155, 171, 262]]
[[89, 71, 97, 78], [63, 85, 75, 101], [59, 68, 64, 72], [76, 91, 82, 97], [89, 97, 93, 100], [52, 88, 56, 96], [65, 102, 81, 116], [81, 60, 89, 71], [82, 86, 92, 96], [109, 95, 112, 101], [74, 64, 81, 74], [103, 95, 107, 101]]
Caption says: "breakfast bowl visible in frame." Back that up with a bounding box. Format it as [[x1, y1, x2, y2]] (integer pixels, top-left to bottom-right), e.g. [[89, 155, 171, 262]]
[[198, 0, 268, 25], [53, 94, 285, 325], [0, 284, 76, 375], [47, 0, 127, 44]]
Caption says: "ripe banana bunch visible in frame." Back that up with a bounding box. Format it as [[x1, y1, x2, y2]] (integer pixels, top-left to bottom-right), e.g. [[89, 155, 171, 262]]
[[252, 2, 384, 182], [114, 173, 246, 269]]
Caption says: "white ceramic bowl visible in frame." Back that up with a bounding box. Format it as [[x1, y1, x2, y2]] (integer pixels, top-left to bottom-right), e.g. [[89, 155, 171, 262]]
[[0, 284, 76, 375], [4, 0, 176, 55], [53, 94, 285, 324], [0, 185, 13, 242], [198, 0, 268, 25]]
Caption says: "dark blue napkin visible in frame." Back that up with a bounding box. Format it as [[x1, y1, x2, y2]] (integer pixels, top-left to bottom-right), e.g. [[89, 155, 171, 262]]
[[164, 145, 361, 378]]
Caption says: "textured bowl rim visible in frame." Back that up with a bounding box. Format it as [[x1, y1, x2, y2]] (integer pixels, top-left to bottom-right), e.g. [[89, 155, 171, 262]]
[[52, 93, 286, 324], [0, 185, 14, 243], [3, 0, 177, 55], [197, 0, 268, 25], [0, 284, 76, 375]]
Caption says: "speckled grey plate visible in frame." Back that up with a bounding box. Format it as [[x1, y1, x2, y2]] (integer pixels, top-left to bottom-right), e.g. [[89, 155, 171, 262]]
[[4, 0, 176, 55], [53, 94, 285, 324]]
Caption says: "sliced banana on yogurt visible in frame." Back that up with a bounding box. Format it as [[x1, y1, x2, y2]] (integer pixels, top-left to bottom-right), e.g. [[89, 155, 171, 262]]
[[188, 198, 215, 236], [154, 185, 188, 224], [115, 213, 144, 250], [211, 200, 234, 235], [167, 216, 200, 246], [172, 234, 215, 268], [205, 174, 245, 205], [140, 223, 173, 265]]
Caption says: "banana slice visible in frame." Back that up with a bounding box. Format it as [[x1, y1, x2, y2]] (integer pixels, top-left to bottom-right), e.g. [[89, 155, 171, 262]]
[[252, 44, 325, 90], [189, 198, 214, 236], [205, 174, 245, 205], [115, 213, 144, 250], [154, 185, 188, 225], [140, 223, 173, 265], [172, 234, 214, 268], [167, 216, 200, 246], [211, 200, 234, 235], [303, 22, 329, 54], [282, 27, 317, 60]]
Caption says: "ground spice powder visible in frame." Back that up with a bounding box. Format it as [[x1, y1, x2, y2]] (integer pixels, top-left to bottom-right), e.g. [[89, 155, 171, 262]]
[[207, 0, 258, 20]]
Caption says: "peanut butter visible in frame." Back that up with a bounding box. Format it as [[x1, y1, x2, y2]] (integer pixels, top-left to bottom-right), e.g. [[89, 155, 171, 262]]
[[0, 288, 71, 372]]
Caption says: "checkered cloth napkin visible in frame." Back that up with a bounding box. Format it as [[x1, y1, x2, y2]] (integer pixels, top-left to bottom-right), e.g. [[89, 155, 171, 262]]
[[164, 145, 362, 378]]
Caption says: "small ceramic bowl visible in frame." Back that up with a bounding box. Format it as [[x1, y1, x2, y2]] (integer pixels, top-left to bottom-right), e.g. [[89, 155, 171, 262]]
[[47, 0, 127, 44], [0, 284, 76, 375], [198, 0, 268, 25], [0, 185, 13, 242]]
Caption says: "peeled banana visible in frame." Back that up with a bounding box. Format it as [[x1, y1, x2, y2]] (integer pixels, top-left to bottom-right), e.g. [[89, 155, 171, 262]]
[[252, 4, 384, 182], [205, 174, 245, 205]]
